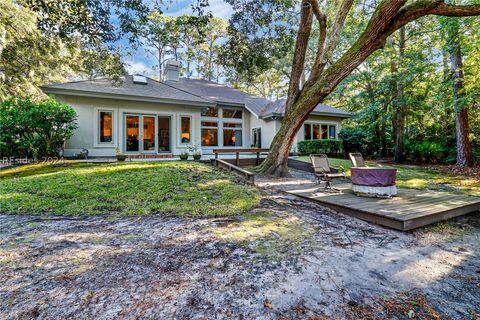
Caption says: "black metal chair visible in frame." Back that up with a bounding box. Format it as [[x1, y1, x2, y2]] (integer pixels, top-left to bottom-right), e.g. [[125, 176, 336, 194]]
[[310, 154, 345, 190]]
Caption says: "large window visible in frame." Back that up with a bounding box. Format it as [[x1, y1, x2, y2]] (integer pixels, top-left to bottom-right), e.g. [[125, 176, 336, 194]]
[[224, 122, 243, 146], [180, 116, 191, 144], [99, 111, 113, 143], [200, 107, 243, 147], [304, 123, 337, 140], [201, 121, 218, 146]]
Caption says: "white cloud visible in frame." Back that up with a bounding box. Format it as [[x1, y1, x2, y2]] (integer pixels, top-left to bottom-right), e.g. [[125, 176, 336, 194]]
[[125, 60, 151, 75]]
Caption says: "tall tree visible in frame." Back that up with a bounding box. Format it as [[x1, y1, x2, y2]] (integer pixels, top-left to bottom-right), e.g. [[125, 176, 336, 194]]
[[141, 12, 178, 80], [240, 0, 480, 176], [445, 17, 473, 166], [392, 26, 407, 162]]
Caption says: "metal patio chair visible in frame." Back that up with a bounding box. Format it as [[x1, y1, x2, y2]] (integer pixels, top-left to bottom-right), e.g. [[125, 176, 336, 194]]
[[310, 154, 345, 191], [349, 153, 366, 168]]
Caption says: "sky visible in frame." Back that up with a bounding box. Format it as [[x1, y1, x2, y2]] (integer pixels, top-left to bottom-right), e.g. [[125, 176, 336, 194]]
[[123, 0, 234, 77]]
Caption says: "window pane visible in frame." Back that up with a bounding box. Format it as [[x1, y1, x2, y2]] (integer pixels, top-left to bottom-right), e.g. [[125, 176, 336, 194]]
[[223, 108, 242, 119], [158, 117, 170, 152], [223, 130, 243, 146], [181, 117, 191, 144], [99, 111, 112, 143], [201, 121, 218, 127], [321, 125, 328, 139], [143, 116, 156, 151], [252, 128, 262, 148], [329, 125, 336, 139], [313, 124, 320, 140], [223, 122, 242, 128], [201, 107, 218, 117], [304, 124, 311, 140], [201, 128, 218, 146], [126, 115, 139, 152]]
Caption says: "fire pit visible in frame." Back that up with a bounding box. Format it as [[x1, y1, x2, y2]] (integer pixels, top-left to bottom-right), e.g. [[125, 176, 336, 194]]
[[351, 167, 397, 197]]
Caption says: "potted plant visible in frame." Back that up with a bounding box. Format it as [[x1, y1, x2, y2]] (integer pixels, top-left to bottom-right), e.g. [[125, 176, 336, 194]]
[[179, 150, 189, 161], [114, 147, 127, 162], [188, 144, 202, 161]]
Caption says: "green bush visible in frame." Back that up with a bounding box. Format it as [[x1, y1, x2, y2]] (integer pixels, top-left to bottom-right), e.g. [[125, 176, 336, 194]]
[[338, 127, 373, 156], [404, 140, 446, 163], [297, 139, 343, 156], [0, 98, 77, 158]]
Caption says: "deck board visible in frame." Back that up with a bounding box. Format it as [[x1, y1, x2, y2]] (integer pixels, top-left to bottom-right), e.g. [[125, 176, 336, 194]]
[[285, 182, 480, 230]]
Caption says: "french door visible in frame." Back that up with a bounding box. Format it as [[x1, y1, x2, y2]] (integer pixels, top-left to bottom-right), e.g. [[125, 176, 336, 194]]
[[124, 114, 157, 153]]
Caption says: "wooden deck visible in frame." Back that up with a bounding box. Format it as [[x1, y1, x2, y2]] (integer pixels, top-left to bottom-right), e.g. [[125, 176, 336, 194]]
[[285, 182, 480, 231]]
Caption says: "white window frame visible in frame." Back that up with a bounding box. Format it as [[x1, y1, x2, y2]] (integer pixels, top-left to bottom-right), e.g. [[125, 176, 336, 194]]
[[94, 108, 116, 147], [178, 114, 193, 146], [200, 106, 244, 148], [201, 120, 219, 147]]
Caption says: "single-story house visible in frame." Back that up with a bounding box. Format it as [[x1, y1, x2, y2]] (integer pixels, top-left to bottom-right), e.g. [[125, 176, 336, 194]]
[[42, 62, 352, 158]]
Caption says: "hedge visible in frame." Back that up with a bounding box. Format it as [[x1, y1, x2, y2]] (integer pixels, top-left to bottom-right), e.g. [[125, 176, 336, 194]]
[[297, 139, 343, 156]]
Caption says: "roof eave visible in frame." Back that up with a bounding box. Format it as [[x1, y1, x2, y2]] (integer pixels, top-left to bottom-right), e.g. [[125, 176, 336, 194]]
[[310, 111, 353, 118], [41, 87, 215, 107], [260, 111, 352, 120]]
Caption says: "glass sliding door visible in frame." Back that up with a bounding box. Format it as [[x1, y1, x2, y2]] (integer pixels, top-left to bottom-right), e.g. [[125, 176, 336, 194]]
[[124, 114, 158, 154], [142, 116, 156, 152], [125, 115, 140, 152], [158, 117, 171, 152]]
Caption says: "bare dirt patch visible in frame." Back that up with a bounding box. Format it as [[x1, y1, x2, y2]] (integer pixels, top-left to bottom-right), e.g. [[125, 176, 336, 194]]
[[1, 182, 479, 319]]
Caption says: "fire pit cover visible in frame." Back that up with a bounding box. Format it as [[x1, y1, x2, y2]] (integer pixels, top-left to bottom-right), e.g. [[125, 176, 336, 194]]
[[351, 167, 397, 187]]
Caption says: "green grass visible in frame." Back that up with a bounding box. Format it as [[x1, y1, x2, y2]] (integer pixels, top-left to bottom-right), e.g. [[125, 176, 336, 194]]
[[0, 161, 262, 216], [297, 156, 480, 196]]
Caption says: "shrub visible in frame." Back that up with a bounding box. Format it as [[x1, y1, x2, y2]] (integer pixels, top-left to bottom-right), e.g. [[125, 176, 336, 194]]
[[338, 127, 373, 156], [297, 139, 343, 156], [404, 140, 446, 163], [0, 98, 77, 158]]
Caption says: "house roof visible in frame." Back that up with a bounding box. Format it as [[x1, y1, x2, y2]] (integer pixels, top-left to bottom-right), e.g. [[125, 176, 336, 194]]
[[41, 75, 213, 106], [260, 98, 352, 119], [166, 78, 352, 119], [165, 78, 271, 116], [42, 74, 352, 119]]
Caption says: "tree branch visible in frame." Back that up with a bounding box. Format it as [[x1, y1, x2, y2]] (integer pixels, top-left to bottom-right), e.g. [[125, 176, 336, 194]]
[[316, 0, 354, 75], [285, 0, 313, 110], [309, 0, 327, 81], [388, 1, 480, 34]]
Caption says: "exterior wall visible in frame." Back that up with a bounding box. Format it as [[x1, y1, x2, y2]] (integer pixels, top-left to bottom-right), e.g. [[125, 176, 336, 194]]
[[57, 95, 252, 157], [57, 95, 204, 157], [249, 116, 278, 149]]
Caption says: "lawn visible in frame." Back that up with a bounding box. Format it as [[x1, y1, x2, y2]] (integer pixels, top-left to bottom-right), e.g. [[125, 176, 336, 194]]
[[296, 156, 480, 196], [0, 161, 262, 216]]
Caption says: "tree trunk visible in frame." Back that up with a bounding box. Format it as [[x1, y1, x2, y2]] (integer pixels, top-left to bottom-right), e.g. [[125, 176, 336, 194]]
[[447, 20, 473, 167], [158, 45, 163, 80], [257, 104, 311, 176], [393, 27, 406, 163]]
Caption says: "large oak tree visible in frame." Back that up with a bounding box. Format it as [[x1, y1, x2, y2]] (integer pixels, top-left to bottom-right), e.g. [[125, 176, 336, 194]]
[[250, 0, 480, 176]]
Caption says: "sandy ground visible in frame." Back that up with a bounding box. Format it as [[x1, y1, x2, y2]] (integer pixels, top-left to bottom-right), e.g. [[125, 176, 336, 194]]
[[1, 173, 479, 319]]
